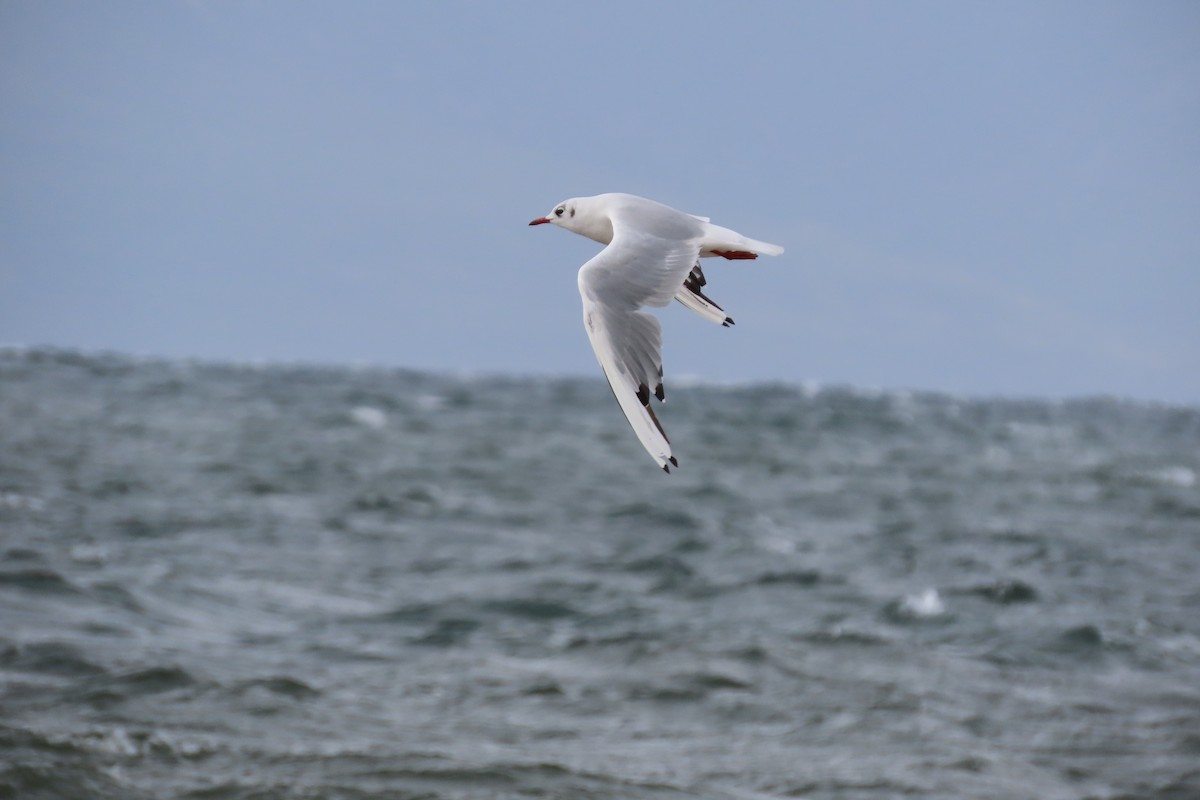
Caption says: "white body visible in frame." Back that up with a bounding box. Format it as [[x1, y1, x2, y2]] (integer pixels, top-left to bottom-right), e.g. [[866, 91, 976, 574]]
[[531, 193, 783, 472]]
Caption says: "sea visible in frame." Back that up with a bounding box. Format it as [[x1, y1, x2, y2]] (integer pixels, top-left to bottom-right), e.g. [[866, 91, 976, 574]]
[[1, 347, 1198, 800]]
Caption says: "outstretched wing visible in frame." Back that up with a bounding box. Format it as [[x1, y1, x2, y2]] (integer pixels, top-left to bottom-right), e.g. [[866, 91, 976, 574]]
[[580, 299, 676, 471], [577, 225, 701, 472]]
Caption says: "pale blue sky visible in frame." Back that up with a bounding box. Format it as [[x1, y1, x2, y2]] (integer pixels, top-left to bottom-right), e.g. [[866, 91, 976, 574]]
[[2, 2, 1197, 402]]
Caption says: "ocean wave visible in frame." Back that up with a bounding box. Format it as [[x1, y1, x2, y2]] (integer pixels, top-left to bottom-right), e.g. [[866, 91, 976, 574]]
[[3, 346, 1199, 799]]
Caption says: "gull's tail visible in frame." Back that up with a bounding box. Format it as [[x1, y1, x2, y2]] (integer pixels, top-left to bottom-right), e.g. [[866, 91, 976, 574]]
[[699, 223, 784, 260], [740, 237, 784, 257]]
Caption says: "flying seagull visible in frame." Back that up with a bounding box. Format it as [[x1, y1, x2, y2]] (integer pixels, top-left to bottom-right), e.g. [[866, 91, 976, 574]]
[[530, 193, 783, 472]]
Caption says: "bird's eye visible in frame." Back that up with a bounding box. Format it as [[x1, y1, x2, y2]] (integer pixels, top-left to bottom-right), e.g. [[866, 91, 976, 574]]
[[555, 207, 565, 217]]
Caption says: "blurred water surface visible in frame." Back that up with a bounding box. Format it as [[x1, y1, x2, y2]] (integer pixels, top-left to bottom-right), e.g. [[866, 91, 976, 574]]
[[2, 348, 1199, 799]]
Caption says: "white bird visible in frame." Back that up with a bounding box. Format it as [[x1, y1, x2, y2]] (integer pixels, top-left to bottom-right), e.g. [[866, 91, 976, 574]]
[[530, 193, 783, 472]]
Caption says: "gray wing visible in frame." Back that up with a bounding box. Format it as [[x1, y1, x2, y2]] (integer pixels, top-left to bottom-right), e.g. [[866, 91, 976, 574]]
[[580, 227, 702, 309], [580, 297, 676, 471], [577, 224, 702, 471]]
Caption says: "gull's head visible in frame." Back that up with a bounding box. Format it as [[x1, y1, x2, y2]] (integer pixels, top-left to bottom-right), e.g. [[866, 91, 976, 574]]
[[529, 197, 612, 244], [529, 198, 578, 229]]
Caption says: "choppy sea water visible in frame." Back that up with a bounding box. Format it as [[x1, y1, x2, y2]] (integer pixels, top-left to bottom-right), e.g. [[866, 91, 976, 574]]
[[1, 347, 1199, 800]]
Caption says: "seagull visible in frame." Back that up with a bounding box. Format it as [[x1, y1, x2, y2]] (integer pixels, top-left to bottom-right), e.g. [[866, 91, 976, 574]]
[[530, 193, 783, 472]]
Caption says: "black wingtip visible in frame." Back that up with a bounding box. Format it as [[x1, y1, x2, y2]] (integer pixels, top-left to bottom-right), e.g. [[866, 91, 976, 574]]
[[662, 464, 670, 474], [669, 456, 678, 468], [723, 317, 735, 327], [654, 383, 665, 402], [636, 383, 650, 407]]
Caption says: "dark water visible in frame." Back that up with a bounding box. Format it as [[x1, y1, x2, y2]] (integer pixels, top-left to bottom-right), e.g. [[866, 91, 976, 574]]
[[2, 348, 1199, 799]]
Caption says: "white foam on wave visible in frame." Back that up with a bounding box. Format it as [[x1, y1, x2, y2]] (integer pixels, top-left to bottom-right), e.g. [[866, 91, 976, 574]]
[[60, 726, 216, 761], [0, 492, 44, 512], [1152, 466, 1195, 488], [349, 406, 387, 429], [70, 544, 109, 565], [414, 394, 445, 412], [901, 588, 946, 617]]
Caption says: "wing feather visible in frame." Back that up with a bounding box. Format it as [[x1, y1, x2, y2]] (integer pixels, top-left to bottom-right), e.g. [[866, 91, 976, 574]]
[[580, 298, 676, 471], [582, 204, 704, 309], [577, 217, 701, 471], [675, 263, 734, 326]]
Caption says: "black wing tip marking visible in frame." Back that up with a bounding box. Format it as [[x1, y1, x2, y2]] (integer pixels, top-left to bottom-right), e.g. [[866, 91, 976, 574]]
[[662, 464, 669, 473], [669, 456, 678, 467], [638, 382, 668, 407], [644, 394, 670, 444], [683, 264, 732, 323]]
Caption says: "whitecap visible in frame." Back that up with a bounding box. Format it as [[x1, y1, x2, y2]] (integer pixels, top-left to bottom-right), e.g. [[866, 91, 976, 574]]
[[70, 543, 108, 565], [901, 588, 946, 617], [1152, 466, 1196, 488], [0, 492, 44, 512], [349, 406, 387, 429], [414, 394, 445, 412]]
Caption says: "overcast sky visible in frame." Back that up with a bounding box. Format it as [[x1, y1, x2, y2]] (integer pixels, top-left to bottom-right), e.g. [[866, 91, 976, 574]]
[[2, 2, 1197, 403]]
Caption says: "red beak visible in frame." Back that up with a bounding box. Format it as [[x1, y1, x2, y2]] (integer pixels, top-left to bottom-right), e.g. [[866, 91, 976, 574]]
[[529, 217, 551, 226]]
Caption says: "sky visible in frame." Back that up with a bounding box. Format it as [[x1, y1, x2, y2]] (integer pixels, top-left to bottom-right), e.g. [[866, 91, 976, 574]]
[[1, 1, 1198, 403]]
